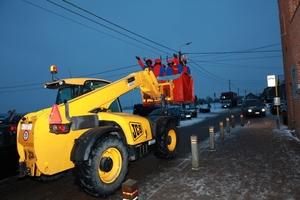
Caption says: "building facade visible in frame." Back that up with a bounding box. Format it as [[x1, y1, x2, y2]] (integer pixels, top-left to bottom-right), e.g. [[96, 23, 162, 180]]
[[277, 0, 300, 136]]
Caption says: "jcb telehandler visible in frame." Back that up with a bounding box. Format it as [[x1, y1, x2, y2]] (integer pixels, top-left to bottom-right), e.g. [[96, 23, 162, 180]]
[[17, 66, 184, 197]]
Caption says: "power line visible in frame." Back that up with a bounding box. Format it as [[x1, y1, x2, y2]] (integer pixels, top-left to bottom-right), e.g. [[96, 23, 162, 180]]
[[0, 83, 43, 89], [0, 63, 139, 91], [8, 2, 280, 99], [22, 0, 161, 55], [187, 50, 281, 55], [46, 0, 169, 55], [188, 58, 228, 85], [0, 87, 44, 94], [62, 0, 177, 53], [192, 59, 283, 69], [190, 55, 282, 62]]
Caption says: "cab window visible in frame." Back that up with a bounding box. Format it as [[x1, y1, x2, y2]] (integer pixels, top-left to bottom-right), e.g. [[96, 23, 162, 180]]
[[108, 99, 122, 112], [83, 80, 109, 94], [56, 86, 80, 104]]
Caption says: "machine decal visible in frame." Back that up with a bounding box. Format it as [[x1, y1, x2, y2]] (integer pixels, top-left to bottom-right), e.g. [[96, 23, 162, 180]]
[[21, 124, 32, 130], [127, 77, 135, 87], [23, 131, 29, 141], [129, 122, 143, 140]]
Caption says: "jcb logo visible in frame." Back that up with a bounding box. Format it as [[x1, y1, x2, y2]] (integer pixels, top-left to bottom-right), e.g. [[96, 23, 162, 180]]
[[129, 122, 143, 140]]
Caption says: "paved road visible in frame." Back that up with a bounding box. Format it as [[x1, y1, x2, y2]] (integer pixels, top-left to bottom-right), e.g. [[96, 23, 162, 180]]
[[2, 111, 299, 199]]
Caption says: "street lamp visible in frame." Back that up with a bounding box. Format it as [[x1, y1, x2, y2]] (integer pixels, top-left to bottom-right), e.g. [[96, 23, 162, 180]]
[[179, 42, 192, 58], [179, 42, 192, 53]]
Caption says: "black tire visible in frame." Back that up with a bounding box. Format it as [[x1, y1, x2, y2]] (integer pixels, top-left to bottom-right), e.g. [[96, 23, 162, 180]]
[[74, 135, 129, 198], [155, 123, 179, 159]]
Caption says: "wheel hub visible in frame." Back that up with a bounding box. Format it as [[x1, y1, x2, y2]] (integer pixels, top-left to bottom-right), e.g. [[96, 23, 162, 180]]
[[99, 157, 113, 172], [167, 135, 172, 145]]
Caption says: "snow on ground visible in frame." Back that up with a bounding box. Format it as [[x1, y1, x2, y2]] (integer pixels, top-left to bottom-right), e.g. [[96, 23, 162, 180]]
[[121, 103, 300, 199]]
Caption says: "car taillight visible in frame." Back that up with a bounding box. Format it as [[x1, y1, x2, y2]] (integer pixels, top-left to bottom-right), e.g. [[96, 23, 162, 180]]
[[10, 125, 17, 131], [49, 124, 71, 134]]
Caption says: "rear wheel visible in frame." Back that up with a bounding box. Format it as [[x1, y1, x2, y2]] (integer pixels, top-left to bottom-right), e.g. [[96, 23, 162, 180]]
[[155, 123, 179, 159], [74, 135, 129, 197]]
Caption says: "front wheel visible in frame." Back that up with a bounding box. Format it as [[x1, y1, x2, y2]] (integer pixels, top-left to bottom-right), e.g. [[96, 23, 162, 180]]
[[74, 135, 129, 198], [155, 123, 179, 159]]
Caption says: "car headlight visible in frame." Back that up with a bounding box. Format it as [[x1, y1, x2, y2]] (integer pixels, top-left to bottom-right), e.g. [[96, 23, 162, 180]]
[[248, 109, 252, 112], [262, 108, 266, 112]]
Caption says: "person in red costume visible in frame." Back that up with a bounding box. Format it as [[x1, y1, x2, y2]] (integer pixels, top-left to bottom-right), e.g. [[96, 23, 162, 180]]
[[135, 56, 153, 70], [152, 58, 165, 77], [165, 60, 175, 75], [173, 54, 190, 75], [181, 57, 191, 75], [165, 60, 183, 75], [173, 54, 183, 74]]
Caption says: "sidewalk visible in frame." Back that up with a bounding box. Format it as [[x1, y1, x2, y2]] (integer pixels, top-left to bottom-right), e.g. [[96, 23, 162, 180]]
[[125, 116, 300, 200]]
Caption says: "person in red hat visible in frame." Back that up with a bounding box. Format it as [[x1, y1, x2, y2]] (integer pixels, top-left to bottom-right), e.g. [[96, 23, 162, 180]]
[[173, 54, 183, 74], [165, 59, 183, 75], [181, 57, 191, 75], [152, 58, 165, 77], [135, 56, 153, 71], [173, 54, 190, 75], [165, 60, 175, 75]]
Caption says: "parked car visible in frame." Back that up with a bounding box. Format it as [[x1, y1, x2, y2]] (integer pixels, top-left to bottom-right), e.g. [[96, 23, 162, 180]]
[[147, 108, 181, 126], [0, 113, 24, 125], [242, 99, 266, 117], [0, 112, 25, 180], [133, 104, 160, 116], [221, 100, 232, 108], [186, 107, 198, 118], [172, 107, 192, 120]]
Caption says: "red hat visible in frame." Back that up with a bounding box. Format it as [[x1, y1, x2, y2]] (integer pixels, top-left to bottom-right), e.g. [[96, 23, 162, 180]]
[[167, 60, 174, 66], [154, 58, 161, 63]]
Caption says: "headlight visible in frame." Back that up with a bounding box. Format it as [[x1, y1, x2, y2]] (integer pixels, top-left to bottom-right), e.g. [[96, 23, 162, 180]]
[[262, 108, 266, 112], [59, 80, 65, 85], [248, 109, 252, 112]]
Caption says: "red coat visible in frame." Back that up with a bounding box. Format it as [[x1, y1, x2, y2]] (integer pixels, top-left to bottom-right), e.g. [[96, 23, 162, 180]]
[[152, 63, 165, 77], [138, 59, 153, 71]]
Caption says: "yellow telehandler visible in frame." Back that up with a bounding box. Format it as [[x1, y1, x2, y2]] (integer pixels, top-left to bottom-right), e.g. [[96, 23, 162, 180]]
[[17, 66, 180, 197]]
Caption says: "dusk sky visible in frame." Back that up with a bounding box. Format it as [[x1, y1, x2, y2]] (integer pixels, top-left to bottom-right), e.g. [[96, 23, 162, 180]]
[[0, 1, 283, 113]]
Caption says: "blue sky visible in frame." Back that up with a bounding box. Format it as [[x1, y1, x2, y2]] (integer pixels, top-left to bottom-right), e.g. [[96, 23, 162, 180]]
[[0, 0, 283, 113]]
